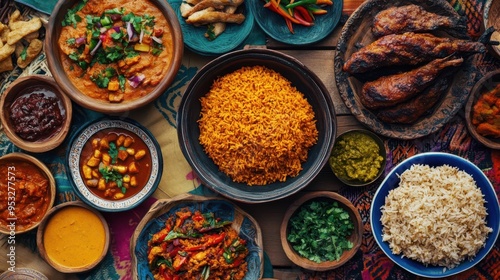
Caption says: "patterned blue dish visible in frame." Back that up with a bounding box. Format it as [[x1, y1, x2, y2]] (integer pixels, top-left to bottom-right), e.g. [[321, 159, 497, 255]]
[[169, 0, 255, 56], [370, 152, 500, 278], [131, 194, 264, 279], [249, 0, 342, 45], [66, 117, 163, 212]]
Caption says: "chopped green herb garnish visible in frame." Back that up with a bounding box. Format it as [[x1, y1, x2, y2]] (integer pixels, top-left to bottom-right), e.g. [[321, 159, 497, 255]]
[[287, 200, 354, 263], [20, 48, 27, 61], [62, 0, 88, 28]]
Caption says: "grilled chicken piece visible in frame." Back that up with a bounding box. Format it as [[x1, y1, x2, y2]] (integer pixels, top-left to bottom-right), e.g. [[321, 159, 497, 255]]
[[185, 9, 245, 25], [372, 4, 467, 38], [205, 5, 237, 39], [360, 56, 463, 110], [375, 73, 454, 124], [343, 32, 484, 74]]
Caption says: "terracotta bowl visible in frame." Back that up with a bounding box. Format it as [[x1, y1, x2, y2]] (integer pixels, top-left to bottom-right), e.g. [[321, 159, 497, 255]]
[[45, 0, 183, 114], [36, 201, 110, 273], [329, 129, 386, 187], [0, 152, 56, 234], [280, 191, 363, 271], [465, 69, 500, 149], [0, 75, 72, 153]]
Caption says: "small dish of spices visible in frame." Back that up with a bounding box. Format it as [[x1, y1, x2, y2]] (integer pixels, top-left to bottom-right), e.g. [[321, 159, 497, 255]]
[[0, 75, 72, 153], [329, 129, 386, 186]]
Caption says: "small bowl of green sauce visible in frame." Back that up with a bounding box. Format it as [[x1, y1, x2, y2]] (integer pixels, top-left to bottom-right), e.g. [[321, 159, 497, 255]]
[[329, 129, 386, 187]]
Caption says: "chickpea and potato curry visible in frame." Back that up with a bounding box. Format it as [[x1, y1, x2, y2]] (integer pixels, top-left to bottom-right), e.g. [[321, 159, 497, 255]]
[[80, 129, 152, 200]]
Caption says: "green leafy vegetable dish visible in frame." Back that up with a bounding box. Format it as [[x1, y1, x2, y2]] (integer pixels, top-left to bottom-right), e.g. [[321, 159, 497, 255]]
[[287, 200, 354, 263]]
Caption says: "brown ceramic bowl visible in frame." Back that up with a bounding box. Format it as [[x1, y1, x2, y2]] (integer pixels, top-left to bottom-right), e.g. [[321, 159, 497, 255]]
[[36, 201, 110, 273], [45, 0, 183, 114], [465, 69, 500, 149], [0, 152, 56, 234], [484, 0, 500, 59], [0, 75, 72, 153], [280, 191, 363, 271]]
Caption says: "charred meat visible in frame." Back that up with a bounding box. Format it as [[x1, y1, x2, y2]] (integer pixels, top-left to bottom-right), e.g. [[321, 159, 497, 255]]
[[360, 56, 463, 110], [343, 32, 484, 74], [372, 4, 467, 38], [375, 73, 453, 124]]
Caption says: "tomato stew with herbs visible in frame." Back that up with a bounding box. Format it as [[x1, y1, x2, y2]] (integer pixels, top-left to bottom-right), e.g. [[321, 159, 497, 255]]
[[58, 0, 175, 103], [0, 160, 52, 232], [79, 128, 152, 200]]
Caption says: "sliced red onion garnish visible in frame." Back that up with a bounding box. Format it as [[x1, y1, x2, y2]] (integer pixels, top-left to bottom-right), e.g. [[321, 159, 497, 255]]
[[139, 29, 144, 44], [75, 36, 86, 46], [127, 74, 145, 88], [90, 40, 102, 56], [113, 26, 121, 33], [126, 21, 134, 41], [110, 14, 121, 21], [151, 36, 162, 44]]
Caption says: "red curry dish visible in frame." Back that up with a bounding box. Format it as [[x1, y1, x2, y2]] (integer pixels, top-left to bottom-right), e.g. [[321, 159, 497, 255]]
[[80, 128, 152, 200], [58, 0, 175, 103], [0, 160, 52, 232]]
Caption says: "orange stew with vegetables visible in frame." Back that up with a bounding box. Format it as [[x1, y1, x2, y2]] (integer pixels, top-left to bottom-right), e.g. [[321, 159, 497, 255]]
[[472, 84, 500, 138], [0, 160, 52, 232], [148, 208, 249, 280], [79, 128, 152, 200], [58, 0, 175, 103]]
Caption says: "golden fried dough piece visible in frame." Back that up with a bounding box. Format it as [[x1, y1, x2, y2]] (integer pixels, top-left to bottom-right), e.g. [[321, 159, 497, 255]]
[[186, 9, 245, 25], [0, 56, 13, 73], [372, 4, 467, 38], [360, 56, 463, 109], [0, 43, 15, 61], [7, 17, 42, 45], [17, 38, 43, 68], [184, 0, 243, 17], [343, 32, 484, 74]]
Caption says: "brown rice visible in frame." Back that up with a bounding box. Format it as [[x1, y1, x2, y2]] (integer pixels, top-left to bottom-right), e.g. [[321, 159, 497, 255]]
[[381, 164, 492, 269], [198, 65, 318, 186]]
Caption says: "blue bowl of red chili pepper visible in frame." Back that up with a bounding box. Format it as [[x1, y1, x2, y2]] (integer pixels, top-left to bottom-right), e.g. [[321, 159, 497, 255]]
[[249, 0, 342, 45], [131, 194, 264, 279]]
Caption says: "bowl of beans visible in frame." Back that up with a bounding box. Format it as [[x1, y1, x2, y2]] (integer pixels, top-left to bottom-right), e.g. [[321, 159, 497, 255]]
[[0, 152, 56, 235], [66, 117, 163, 211], [0, 75, 72, 153], [177, 48, 337, 203]]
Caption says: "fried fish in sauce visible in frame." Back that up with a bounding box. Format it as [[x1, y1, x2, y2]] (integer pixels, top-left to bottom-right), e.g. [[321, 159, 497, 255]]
[[372, 4, 467, 38], [360, 56, 463, 110], [375, 73, 453, 124], [343, 32, 483, 74]]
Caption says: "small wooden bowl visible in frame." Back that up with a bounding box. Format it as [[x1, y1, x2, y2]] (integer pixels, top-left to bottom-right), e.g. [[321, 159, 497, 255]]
[[465, 69, 500, 149], [0, 153, 56, 234], [36, 201, 110, 273], [0, 75, 72, 153], [280, 191, 363, 271]]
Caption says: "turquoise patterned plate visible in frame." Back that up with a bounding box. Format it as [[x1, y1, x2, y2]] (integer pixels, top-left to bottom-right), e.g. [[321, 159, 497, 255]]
[[131, 194, 264, 280], [249, 0, 342, 45], [169, 0, 255, 56]]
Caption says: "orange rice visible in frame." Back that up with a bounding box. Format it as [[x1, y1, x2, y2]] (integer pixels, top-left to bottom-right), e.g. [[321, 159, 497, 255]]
[[198, 65, 318, 185]]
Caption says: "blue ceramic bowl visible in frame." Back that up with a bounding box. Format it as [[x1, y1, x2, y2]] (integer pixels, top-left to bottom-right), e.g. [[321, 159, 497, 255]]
[[370, 152, 500, 278], [249, 0, 342, 45], [177, 48, 336, 203], [170, 0, 254, 56], [66, 117, 163, 212], [131, 195, 264, 279]]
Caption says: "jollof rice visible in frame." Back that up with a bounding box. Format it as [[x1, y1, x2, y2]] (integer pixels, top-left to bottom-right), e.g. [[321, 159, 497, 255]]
[[198, 65, 318, 185]]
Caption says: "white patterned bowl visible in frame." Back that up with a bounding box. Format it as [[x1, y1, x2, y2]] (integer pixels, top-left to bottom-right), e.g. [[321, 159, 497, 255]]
[[66, 117, 163, 212]]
